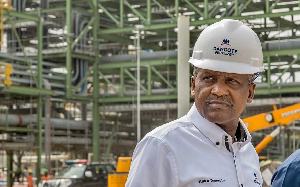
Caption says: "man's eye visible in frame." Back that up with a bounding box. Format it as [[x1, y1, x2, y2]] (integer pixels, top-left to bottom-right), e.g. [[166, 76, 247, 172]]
[[202, 76, 216, 83], [227, 78, 240, 85], [203, 76, 213, 80]]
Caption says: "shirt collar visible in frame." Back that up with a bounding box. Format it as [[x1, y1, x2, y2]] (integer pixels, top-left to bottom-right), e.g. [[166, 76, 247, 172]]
[[186, 103, 251, 147], [237, 119, 252, 145]]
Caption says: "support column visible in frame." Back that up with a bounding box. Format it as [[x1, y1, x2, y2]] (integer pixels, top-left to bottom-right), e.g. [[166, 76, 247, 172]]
[[267, 56, 271, 88], [120, 0, 124, 27], [135, 25, 143, 142], [147, 0, 151, 25], [6, 151, 13, 187], [92, 0, 100, 162], [177, 15, 190, 118], [66, 0, 72, 98], [36, 15, 44, 185]]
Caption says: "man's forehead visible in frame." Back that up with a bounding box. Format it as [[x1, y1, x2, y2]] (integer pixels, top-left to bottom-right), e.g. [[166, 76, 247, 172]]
[[197, 68, 248, 77]]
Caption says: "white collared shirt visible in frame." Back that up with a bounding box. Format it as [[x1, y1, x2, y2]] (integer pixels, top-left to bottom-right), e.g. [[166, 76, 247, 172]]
[[126, 103, 262, 187]]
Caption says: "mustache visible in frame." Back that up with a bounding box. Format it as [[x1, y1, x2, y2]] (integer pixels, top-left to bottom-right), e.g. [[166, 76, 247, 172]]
[[205, 96, 233, 106]]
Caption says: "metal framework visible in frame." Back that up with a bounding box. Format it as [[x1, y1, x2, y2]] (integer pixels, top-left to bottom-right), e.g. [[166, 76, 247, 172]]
[[0, 0, 300, 184]]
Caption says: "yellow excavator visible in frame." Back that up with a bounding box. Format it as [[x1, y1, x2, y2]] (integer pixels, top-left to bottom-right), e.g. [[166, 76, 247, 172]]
[[243, 103, 300, 154], [108, 157, 131, 187]]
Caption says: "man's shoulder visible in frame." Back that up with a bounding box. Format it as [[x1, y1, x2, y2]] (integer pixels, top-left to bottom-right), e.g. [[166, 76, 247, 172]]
[[271, 149, 300, 186], [279, 149, 300, 169], [145, 115, 193, 140]]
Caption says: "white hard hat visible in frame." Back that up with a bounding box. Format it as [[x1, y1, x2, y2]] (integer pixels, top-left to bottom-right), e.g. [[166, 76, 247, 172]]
[[189, 19, 264, 74]]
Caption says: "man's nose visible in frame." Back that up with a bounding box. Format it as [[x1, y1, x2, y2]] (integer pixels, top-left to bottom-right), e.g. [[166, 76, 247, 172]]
[[211, 81, 229, 96]]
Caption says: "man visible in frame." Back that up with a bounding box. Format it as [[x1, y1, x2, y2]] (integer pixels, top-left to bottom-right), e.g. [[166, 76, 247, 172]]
[[271, 149, 300, 187], [126, 19, 264, 187], [41, 169, 51, 181], [27, 169, 33, 187]]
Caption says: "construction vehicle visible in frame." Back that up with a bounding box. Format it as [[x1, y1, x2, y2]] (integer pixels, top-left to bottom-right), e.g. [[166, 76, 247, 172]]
[[243, 103, 300, 154], [41, 159, 115, 187], [108, 157, 131, 187]]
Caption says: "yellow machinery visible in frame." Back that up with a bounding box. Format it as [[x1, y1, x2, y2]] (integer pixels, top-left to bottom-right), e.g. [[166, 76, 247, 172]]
[[243, 103, 300, 154], [0, 0, 12, 45], [0, 62, 12, 86], [108, 157, 131, 187]]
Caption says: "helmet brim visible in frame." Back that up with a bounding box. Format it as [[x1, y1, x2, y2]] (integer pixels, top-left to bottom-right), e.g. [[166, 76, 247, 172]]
[[189, 58, 265, 74]]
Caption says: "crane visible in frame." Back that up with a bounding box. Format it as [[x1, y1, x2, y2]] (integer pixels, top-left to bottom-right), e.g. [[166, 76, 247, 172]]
[[243, 103, 300, 154]]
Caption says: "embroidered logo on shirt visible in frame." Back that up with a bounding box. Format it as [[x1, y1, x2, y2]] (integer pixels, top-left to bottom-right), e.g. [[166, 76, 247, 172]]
[[253, 172, 261, 186], [199, 178, 225, 184]]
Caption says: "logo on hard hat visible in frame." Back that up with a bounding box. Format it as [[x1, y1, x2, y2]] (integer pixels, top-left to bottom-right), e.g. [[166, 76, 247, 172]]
[[221, 39, 231, 46], [213, 39, 237, 57]]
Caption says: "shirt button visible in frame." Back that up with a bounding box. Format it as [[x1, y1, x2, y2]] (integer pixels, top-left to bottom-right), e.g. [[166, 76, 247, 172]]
[[216, 142, 220, 145]]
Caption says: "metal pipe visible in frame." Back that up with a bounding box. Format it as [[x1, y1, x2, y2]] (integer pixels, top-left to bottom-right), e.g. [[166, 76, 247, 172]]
[[10, 77, 66, 88], [0, 114, 90, 130], [12, 70, 65, 81], [262, 39, 300, 50], [97, 39, 300, 63], [0, 52, 60, 67], [99, 50, 178, 63]]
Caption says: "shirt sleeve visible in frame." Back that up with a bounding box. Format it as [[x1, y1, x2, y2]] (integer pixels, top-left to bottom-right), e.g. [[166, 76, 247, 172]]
[[125, 136, 178, 187], [271, 150, 300, 187], [271, 163, 300, 187]]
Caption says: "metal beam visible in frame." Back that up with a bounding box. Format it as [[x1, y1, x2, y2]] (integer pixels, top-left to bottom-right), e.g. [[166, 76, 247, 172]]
[[4, 9, 39, 21], [100, 59, 177, 69], [1, 86, 54, 96], [99, 10, 300, 35], [255, 87, 300, 95], [99, 94, 178, 103], [98, 3, 120, 26]]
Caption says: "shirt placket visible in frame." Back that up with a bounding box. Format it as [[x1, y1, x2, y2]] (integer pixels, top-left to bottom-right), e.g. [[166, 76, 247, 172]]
[[232, 143, 244, 187], [224, 135, 244, 187]]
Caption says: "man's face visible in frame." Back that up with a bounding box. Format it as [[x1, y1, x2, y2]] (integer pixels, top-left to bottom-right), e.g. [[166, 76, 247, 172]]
[[191, 68, 255, 126]]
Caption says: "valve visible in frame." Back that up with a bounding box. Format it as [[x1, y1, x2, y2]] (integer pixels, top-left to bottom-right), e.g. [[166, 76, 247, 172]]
[[0, 62, 13, 86]]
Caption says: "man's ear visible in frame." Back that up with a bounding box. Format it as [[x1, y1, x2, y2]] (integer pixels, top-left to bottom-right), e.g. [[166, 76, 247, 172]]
[[247, 84, 256, 103], [191, 76, 195, 98]]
